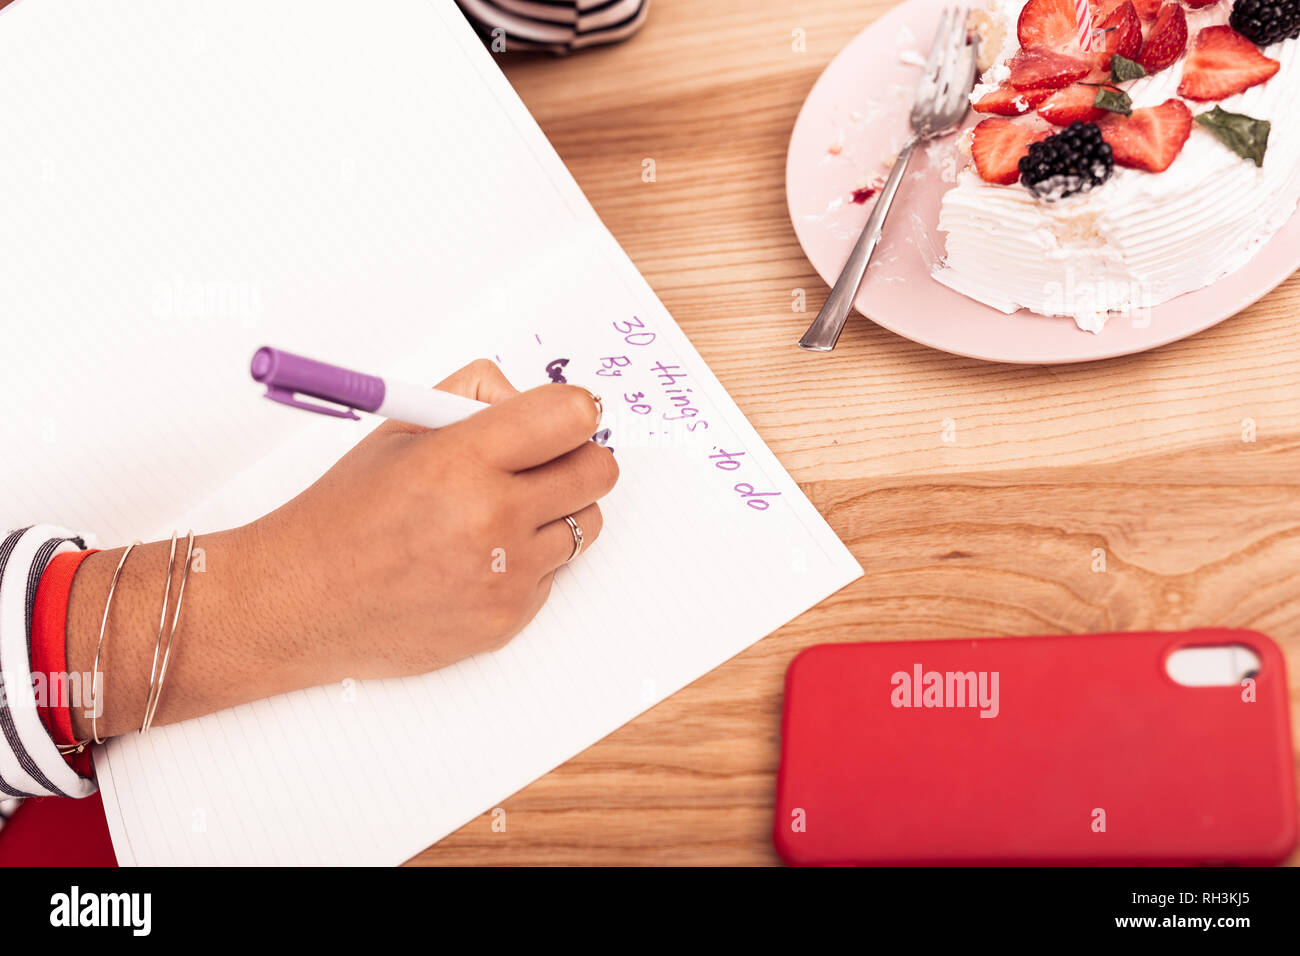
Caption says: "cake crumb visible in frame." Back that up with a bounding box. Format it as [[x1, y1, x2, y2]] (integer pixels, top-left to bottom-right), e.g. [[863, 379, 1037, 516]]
[[968, 5, 1004, 74], [851, 175, 886, 204]]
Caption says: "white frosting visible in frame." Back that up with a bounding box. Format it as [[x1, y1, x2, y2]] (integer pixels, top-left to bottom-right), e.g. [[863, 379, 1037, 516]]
[[934, 1, 1300, 331]]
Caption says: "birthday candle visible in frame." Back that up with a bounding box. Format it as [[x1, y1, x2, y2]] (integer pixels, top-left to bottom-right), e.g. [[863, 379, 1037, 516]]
[[1074, 0, 1094, 51]]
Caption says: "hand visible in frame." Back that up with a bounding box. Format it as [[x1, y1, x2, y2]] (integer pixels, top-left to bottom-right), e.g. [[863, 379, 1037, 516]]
[[66, 360, 617, 740], [252, 359, 618, 684]]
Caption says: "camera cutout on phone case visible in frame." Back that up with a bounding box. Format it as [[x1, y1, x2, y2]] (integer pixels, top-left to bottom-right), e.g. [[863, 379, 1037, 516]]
[[1165, 644, 1262, 687]]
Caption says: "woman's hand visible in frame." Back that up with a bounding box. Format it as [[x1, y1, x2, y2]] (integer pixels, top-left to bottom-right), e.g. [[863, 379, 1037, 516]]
[[66, 360, 617, 740], [254, 359, 617, 684]]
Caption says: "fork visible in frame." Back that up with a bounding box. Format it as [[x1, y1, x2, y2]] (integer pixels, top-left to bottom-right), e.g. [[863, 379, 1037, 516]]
[[797, 7, 978, 352]]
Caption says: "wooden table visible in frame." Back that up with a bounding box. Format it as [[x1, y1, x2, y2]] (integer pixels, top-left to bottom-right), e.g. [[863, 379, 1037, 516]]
[[412, 0, 1300, 865]]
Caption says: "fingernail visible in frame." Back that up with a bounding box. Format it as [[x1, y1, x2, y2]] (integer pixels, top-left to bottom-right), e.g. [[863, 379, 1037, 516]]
[[579, 386, 603, 427]]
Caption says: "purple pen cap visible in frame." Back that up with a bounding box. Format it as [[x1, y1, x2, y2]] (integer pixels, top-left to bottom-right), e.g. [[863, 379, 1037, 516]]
[[250, 346, 386, 419]]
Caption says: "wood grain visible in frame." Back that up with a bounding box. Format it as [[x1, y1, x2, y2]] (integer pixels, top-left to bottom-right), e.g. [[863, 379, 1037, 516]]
[[409, 0, 1300, 865]]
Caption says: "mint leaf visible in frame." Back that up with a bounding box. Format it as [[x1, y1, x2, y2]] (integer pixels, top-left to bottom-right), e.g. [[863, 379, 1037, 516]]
[[1094, 86, 1132, 117], [1195, 106, 1270, 167], [1110, 55, 1146, 83]]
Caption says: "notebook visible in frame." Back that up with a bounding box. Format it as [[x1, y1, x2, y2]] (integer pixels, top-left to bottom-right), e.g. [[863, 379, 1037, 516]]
[[0, 0, 862, 865]]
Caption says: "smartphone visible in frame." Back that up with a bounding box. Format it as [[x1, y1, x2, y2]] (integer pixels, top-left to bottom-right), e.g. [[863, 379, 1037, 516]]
[[774, 629, 1297, 865]]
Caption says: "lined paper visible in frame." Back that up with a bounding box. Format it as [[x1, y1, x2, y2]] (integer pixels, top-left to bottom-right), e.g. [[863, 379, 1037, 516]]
[[0, 0, 861, 865]]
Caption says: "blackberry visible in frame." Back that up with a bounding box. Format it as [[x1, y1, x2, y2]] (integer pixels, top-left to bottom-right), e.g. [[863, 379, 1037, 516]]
[[1230, 0, 1300, 47], [1018, 121, 1113, 201]]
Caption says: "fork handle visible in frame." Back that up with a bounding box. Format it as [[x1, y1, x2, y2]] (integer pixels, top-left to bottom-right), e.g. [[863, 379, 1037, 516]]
[[798, 138, 918, 352]]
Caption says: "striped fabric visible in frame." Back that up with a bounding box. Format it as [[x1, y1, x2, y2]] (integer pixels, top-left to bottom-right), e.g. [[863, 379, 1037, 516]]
[[456, 0, 650, 53], [0, 525, 97, 840]]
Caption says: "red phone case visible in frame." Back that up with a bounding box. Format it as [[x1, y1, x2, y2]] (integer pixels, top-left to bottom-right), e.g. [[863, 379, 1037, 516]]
[[774, 629, 1297, 865]]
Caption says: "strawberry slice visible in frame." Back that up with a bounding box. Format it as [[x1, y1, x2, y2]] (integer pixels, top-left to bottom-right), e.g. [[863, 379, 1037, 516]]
[[1132, 0, 1162, 19], [1090, 0, 1128, 19], [1177, 25, 1281, 101], [971, 117, 1051, 185], [1097, 1, 1143, 68], [1038, 83, 1107, 125], [1008, 48, 1093, 90], [1018, 0, 1083, 52], [1097, 99, 1193, 172], [974, 84, 1053, 115], [1137, 4, 1188, 73], [1183, 0, 1219, 7]]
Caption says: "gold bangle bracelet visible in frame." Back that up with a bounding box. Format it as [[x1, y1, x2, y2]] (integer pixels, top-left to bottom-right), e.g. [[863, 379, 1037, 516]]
[[139, 532, 179, 733], [90, 541, 142, 746], [142, 530, 195, 733]]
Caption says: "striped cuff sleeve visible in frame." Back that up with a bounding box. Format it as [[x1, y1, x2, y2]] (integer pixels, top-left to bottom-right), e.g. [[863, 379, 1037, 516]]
[[457, 0, 650, 54], [0, 525, 97, 798]]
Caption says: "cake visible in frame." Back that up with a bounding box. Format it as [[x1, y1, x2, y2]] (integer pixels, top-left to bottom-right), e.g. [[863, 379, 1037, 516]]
[[933, 0, 1300, 332]]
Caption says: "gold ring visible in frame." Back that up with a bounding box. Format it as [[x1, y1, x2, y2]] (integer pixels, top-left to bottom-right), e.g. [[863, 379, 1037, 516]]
[[563, 514, 584, 562]]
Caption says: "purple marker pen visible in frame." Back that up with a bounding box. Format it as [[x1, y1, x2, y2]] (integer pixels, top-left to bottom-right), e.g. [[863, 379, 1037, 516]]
[[250, 347, 488, 428]]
